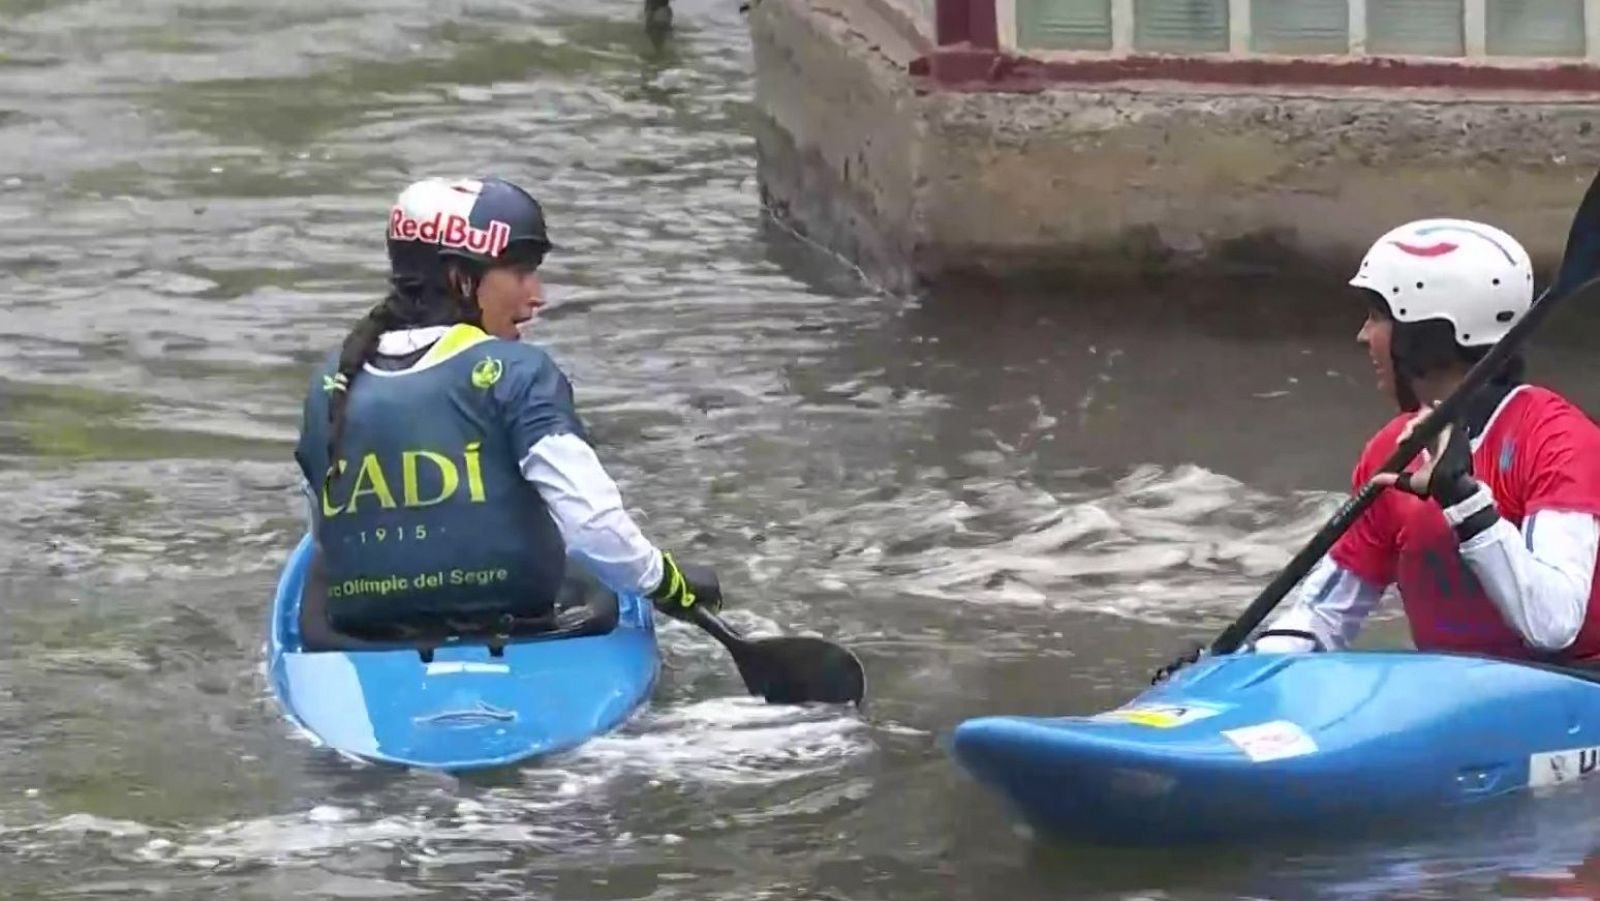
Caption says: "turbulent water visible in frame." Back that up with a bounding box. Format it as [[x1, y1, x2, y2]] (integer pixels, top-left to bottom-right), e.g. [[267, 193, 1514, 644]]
[[5, 0, 1600, 898]]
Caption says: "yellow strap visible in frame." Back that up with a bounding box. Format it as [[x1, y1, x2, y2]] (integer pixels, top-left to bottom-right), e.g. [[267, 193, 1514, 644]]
[[416, 324, 493, 368], [658, 553, 696, 608]]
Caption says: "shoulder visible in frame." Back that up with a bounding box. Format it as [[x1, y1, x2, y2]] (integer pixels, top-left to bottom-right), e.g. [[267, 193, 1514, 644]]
[[1502, 385, 1599, 431], [460, 339, 567, 386], [456, 339, 579, 413], [309, 347, 342, 379], [475, 339, 588, 443], [422, 333, 560, 387], [300, 348, 343, 404], [1496, 385, 1600, 513], [1498, 384, 1600, 456], [452, 335, 555, 368], [1351, 412, 1412, 482], [295, 350, 344, 458]]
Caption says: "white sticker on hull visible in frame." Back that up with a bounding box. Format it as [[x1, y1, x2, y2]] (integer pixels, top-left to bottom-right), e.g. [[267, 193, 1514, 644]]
[[1091, 702, 1227, 729], [1529, 745, 1600, 789], [424, 661, 511, 676], [1222, 720, 1319, 762]]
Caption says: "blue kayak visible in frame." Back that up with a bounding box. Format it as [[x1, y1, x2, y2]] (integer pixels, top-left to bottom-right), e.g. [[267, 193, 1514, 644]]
[[950, 650, 1600, 844], [266, 533, 659, 772]]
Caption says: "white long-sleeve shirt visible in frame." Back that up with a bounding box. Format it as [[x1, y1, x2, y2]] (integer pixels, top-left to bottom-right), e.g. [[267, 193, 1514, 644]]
[[1256, 505, 1600, 654], [299, 327, 665, 598], [518, 431, 664, 595]]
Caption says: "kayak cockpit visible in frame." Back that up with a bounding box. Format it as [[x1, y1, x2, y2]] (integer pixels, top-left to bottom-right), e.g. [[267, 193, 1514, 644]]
[[288, 541, 623, 661]]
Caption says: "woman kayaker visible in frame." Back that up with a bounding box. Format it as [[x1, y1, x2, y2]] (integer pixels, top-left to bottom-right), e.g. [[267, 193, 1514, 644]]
[[1158, 218, 1600, 679], [292, 175, 721, 640]]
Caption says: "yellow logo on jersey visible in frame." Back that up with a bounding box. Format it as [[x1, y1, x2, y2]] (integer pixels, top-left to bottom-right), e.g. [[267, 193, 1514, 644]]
[[322, 442, 488, 517], [471, 357, 503, 389]]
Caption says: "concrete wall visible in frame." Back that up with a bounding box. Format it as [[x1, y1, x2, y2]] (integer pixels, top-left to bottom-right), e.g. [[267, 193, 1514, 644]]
[[748, 0, 931, 294], [920, 86, 1600, 287], [747, 0, 1600, 295]]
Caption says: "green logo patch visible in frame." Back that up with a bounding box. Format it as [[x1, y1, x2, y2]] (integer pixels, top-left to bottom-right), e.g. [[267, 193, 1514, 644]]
[[471, 357, 503, 389]]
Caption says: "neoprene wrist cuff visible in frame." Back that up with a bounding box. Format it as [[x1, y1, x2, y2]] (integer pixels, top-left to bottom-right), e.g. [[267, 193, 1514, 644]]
[[1443, 483, 1500, 543], [650, 553, 679, 600]]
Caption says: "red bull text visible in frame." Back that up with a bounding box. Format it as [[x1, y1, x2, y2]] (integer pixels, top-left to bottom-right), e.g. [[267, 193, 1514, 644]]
[[389, 207, 511, 257]]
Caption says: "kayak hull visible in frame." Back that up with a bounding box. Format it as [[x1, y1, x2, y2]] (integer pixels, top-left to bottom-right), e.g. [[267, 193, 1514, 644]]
[[267, 533, 659, 772], [950, 651, 1600, 844]]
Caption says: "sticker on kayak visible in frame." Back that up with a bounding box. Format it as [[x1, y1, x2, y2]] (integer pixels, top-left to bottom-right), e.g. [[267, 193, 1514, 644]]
[[424, 661, 511, 676], [1222, 720, 1318, 762], [1092, 703, 1227, 729], [1529, 745, 1600, 789]]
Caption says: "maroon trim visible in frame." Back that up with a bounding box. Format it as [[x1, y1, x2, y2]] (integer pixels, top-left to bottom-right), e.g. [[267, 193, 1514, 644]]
[[912, 49, 1600, 93], [935, 0, 998, 49], [969, 0, 998, 48]]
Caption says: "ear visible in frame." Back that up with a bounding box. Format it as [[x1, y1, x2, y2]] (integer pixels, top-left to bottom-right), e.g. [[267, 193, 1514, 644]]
[[445, 261, 478, 301]]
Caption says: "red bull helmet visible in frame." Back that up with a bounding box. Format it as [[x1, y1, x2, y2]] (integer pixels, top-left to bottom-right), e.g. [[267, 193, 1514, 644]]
[[386, 176, 552, 283]]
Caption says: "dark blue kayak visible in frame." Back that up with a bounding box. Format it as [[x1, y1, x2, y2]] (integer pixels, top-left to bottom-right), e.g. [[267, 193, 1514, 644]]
[[266, 533, 660, 772], [950, 650, 1600, 844]]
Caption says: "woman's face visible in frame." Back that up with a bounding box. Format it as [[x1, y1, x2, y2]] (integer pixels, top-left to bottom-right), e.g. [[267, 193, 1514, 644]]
[[475, 264, 545, 339], [1358, 301, 1397, 403]]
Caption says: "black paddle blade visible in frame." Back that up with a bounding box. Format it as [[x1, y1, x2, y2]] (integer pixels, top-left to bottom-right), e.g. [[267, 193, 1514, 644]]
[[729, 636, 867, 706], [1550, 165, 1600, 298]]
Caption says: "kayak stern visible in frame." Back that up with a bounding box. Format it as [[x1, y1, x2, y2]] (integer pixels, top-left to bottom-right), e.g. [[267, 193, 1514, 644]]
[[267, 533, 660, 772]]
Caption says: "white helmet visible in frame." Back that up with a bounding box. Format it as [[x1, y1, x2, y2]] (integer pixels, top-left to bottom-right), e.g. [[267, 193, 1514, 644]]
[[1348, 218, 1534, 347]]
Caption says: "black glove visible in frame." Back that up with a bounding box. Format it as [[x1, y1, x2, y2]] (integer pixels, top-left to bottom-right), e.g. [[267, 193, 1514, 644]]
[[1151, 641, 1205, 685], [1375, 406, 1499, 542], [648, 551, 723, 621]]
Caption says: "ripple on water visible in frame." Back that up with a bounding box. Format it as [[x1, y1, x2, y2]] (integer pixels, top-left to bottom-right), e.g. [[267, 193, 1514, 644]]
[[0, 697, 876, 894]]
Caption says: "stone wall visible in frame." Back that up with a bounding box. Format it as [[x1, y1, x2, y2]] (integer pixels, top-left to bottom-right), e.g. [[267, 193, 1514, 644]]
[[747, 0, 1600, 295]]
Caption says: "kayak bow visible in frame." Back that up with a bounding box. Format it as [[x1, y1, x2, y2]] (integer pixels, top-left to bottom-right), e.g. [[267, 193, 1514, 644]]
[[951, 650, 1600, 844]]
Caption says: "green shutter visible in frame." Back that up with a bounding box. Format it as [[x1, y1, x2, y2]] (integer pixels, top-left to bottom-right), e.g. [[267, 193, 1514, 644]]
[[1367, 0, 1464, 57], [1487, 0, 1585, 57], [1133, 0, 1229, 52], [1017, 0, 1114, 51], [1251, 0, 1350, 54]]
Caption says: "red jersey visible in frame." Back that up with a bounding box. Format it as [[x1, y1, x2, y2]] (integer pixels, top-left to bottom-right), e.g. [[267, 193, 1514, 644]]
[[1332, 386, 1600, 661]]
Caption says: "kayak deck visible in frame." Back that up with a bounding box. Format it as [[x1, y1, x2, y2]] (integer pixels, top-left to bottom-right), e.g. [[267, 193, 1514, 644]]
[[267, 533, 659, 772], [950, 650, 1600, 844]]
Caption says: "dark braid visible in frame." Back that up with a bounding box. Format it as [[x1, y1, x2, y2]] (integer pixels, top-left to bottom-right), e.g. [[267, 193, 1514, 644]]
[[321, 299, 400, 504]]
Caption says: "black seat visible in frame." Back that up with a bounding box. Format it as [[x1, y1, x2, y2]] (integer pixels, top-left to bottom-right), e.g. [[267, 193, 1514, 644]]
[[297, 544, 621, 655]]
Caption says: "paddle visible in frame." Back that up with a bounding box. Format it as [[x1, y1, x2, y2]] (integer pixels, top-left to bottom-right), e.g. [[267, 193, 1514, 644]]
[[1207, 165, 1600, 658], [685, 604, 867, 706]]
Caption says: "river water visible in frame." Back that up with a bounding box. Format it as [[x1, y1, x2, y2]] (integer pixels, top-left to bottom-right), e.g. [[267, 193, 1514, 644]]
[[6, 1, 1600, 898]]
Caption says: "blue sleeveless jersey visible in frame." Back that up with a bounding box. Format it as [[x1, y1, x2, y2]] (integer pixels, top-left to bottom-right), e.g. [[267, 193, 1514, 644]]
[[294, 325, 586, 624]]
